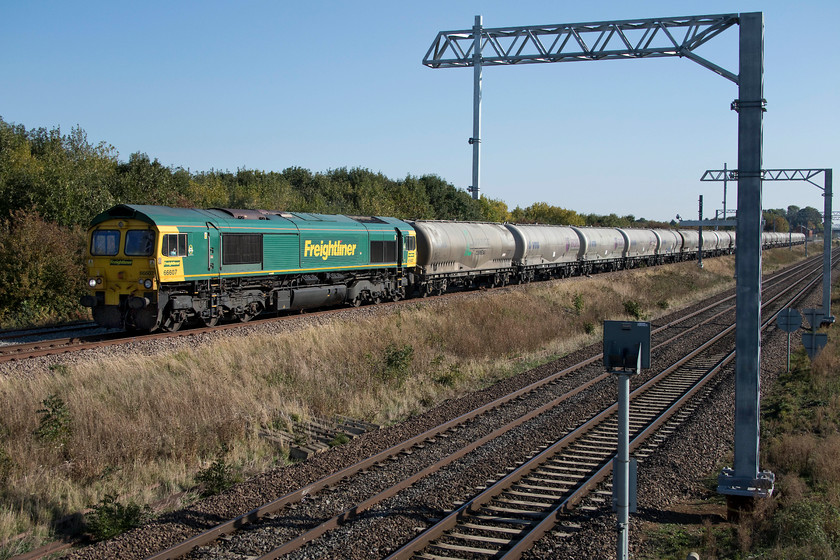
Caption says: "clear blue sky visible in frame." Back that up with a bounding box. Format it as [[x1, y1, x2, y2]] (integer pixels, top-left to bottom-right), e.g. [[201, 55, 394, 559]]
[[2, 0, 837, 221]]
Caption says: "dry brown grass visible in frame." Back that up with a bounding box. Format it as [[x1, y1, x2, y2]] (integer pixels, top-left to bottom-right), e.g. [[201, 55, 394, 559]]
[[0, 245, 812, 552]]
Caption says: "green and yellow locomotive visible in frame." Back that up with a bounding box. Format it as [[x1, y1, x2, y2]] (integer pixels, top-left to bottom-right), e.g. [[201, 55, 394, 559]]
[[81, 205, 416, 331]]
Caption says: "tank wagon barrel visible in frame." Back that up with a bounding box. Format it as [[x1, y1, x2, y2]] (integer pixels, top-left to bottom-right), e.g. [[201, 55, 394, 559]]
[[617, 228, 659, 266], [651, 229, 682, 263], [411, 221, 515, 295], [570, 226, 626, 274], [504, 223, 580, 282]]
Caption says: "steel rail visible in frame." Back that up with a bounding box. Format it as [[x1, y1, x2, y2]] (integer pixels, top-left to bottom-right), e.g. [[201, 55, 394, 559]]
[[386, 259, 827, 559], [499, 263, 823, 558], [0, 321, 98, 341], [651, 253, 821, 331], [143, 254, 823, 560]]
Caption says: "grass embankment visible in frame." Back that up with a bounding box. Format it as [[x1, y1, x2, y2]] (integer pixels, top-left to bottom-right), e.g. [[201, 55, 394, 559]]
[[0, 246, 813, 557], [640, 246, 840, 560]]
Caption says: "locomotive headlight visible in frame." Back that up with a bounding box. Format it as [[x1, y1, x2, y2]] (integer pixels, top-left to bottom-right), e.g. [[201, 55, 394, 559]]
[[143, 279, 153, 289], [88, 278, 97, 288]]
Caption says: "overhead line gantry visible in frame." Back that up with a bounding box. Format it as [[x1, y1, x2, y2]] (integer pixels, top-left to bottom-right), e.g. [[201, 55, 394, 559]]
[[423, 13, 775, 550]]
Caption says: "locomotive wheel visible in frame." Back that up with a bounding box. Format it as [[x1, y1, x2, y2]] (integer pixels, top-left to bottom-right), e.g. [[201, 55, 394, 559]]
[[202, 314, 220, 327], [238, 302, 262, 323], [161, 307, 185, 332]]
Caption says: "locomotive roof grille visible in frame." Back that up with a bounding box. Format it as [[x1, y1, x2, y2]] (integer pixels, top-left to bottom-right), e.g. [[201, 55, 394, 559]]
[[348, 216, 387, 224]]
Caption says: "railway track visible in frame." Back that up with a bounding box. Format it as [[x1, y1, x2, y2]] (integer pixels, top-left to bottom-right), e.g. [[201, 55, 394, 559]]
[[0, 321, 98, 342], [0, 303, 392, 363], [0, 331, 124, 362], [128, 254, 831, 560], [386, 289, 800, 560], [0, 253, 820, 365]]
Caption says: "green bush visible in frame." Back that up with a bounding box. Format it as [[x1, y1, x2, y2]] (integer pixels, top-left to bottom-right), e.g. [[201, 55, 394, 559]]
[[0, 446, 13, 484], [573, 293, 585, 315], [195, 450, 240, 497], [85, 494, 150, 541], [767, 501, 840, 549], [380, 343, 414, 384], [327, 432, 350, 447], [0, 211, 87, 328], [623, 299, 645, 320], [434, 363, 464, 387], [33, 394, 72, 449]]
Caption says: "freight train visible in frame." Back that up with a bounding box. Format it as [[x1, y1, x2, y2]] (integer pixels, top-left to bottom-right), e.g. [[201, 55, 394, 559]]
[[80, 204, 806, 332]]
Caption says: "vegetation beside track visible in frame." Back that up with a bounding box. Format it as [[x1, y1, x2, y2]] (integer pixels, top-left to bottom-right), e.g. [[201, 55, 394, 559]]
[[639, 253, 840, 560], [0, 246, 814, 557]]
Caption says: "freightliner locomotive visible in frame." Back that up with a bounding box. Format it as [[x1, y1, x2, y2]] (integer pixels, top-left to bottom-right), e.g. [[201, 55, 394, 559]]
[[80, 204, 805, 332]]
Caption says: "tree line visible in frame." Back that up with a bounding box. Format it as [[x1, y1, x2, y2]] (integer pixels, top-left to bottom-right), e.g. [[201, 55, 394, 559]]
[[763, 207, 824, 234], [0, 117, 685, 230]]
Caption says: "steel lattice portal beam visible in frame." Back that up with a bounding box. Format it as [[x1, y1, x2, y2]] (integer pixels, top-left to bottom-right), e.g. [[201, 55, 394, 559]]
[[702, 168, 827, 187], [424, 14, 740, 82], [701, 167, 834, 322]]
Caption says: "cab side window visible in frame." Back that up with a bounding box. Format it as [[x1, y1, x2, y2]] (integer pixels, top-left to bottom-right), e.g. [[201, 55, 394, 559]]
[[162, 234, 188, 257], [406, 236, 416, 251]]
